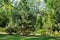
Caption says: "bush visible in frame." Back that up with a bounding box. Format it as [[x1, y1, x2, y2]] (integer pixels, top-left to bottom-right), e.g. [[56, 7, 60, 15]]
[[0, 16, 9, 27], [5, 26, 18, 34]]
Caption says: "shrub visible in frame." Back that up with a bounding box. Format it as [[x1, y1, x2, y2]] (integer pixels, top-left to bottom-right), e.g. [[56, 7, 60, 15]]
[[5, 26, 18, 34]]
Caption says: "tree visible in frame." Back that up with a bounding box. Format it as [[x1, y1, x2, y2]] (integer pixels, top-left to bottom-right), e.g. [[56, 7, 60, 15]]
[[45, 0, 60, 32]]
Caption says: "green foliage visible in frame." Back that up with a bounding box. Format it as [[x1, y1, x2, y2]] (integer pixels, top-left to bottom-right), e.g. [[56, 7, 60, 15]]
[[5, 22, 19, 34], [0, 13, 9, 27], [45, 0, 60, 32], [0, 0, 60, 36]]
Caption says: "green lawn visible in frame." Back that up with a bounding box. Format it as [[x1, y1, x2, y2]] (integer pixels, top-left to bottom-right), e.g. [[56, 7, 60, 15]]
[[0, 34, 60, 40]]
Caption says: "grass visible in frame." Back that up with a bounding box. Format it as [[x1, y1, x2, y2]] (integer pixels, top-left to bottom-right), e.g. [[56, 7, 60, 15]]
[[0, 34, 60, 40]]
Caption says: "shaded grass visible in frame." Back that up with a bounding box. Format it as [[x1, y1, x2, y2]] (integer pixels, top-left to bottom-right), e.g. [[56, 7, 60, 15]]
[[0, 34, 60, 40], [0, 34, 20, 40]]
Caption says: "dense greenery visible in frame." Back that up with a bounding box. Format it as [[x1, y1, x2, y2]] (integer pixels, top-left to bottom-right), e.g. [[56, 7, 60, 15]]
[[0, 0, 60, 36]]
